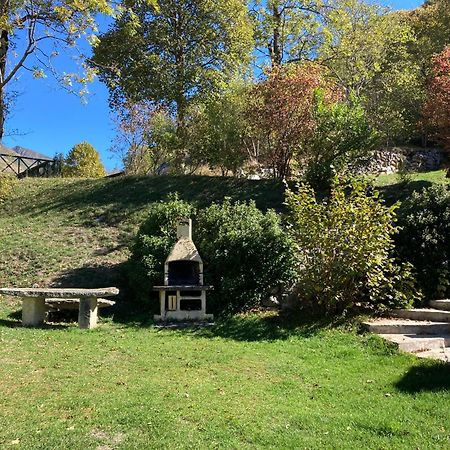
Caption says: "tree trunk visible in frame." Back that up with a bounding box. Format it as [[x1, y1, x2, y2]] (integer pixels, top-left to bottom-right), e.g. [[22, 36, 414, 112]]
[[268, 5, 282, 67], [0, 28, 9, 140], [172, 2, 188, 172]]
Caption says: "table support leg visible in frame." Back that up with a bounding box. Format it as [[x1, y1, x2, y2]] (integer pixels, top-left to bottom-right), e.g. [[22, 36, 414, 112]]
[[22, 296, 46, 326], [78, 297, 98, 329], [159, 291, 166, 319]]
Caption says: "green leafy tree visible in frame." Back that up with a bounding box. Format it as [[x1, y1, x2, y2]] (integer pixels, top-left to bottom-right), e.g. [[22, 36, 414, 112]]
[[188, 81, 251, 176], [112, 102, 178, 175], [63, 142, 106, 178], [0, 0, 116, 139], [362, 1, 450, 146], [253, 0, 326, 67], [93, 0, 254, 133], [319, 1, 422, 144], [304, 92, 379, 190], [363, 51, 425, 145], [407, 0, 450, 77], [320, 1, 414, 97]]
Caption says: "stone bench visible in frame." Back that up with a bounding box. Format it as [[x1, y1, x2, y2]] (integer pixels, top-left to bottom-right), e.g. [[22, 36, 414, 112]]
[[0, 287, 119, 329]]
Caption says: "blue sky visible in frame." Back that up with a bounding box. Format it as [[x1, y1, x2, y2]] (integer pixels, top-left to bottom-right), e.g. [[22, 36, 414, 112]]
[[3, 0, 424, 172]]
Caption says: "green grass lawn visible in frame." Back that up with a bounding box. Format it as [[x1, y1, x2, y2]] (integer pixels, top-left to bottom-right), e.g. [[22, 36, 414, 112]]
[[373, 169, 449, 205], [0, 308, 449, 449], [373, 169, 449, 187]]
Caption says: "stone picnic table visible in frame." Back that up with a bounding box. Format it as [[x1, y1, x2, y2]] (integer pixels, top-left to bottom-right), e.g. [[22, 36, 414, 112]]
[[0, 287, 119, 329]]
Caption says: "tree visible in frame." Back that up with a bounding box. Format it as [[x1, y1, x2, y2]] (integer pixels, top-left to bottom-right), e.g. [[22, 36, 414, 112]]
[[112, 101, 178, 175], [63, 142, 106, 178], [187, 81, 251, 176], [304, 91, 379, 190], [253, 0, 327, 67], [362, 39, 425, 146], [407, 0, 450, 77], [318, 1, 425, 145], [248, 63, 337, 179], [319, 0, 415, 98], [423, 46, 450, 176], [93, 0, 253, 133], [0, 0, 115, 139]]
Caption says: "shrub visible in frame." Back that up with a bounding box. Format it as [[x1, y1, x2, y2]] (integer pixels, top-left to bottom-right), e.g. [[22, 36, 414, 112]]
[[196, 199, 296, 314], [396, 185, 450, 300], [285, 179, 419, 315], [0, 174, 17, 204], [128, 197, 296, 314], [127, 195, 196, 304]]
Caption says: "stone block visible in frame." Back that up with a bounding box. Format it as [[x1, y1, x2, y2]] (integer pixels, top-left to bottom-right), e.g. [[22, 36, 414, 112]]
[[22, 296, 46, 326], [78, 297, 98, 329]]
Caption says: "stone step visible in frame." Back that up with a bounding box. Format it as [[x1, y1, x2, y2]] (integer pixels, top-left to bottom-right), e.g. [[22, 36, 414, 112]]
[[379, 333, 450, 353], [415, 348, 449, 363], [362, 318, 450, 335], [430, 299, 450, 311], [391, 308, 450, 323]]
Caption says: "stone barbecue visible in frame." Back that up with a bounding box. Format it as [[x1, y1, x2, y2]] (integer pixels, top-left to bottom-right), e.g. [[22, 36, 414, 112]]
[[153, 219, 213, 321]]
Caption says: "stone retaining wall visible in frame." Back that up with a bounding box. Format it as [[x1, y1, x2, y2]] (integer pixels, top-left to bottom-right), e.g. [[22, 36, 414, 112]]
[[364, 147, 446, 174]]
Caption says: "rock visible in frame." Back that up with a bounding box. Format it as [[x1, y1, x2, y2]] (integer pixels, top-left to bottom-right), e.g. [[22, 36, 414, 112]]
[[262, 296, 280, 308], [360, 146, 445, 174]]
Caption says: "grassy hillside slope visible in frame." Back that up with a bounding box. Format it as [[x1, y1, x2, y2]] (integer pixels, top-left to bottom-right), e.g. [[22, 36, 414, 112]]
[[0, 171, 448, 291], [0, 176, 284, 290]]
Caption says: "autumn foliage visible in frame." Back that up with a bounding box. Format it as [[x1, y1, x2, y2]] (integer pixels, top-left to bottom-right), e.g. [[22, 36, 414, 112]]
[[248, 64, 339, 179], [63, 142, 107, 178], [423, 46, 450, 171]]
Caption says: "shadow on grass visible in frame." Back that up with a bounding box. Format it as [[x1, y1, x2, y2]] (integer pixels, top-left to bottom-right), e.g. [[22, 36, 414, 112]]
[[109, 300, 157, 328], [14, 176, 286, 226], [395, 363, 450, 393], [0, 311, 70, 330], [0, 317, 22, 328], [188, 312, 316, 341], [378, 180, 433, 205], [189, 312, 357, 342], [111, 305, 357, 342], [51, 262, 127, 290]]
